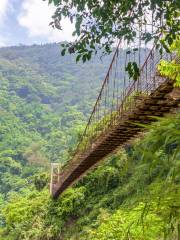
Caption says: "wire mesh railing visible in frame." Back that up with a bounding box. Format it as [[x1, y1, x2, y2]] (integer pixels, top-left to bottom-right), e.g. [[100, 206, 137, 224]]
[[71, 43, 172, 156]]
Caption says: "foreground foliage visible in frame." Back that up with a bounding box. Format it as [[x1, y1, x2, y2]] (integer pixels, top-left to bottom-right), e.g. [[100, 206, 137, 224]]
[[0, 114, 179, 240], [158, 37, 180, 87], [47, 0, 180, 62]]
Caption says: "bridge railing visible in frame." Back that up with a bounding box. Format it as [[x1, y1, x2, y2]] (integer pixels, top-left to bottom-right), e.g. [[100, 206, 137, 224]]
[[72, 43, 172, 156]]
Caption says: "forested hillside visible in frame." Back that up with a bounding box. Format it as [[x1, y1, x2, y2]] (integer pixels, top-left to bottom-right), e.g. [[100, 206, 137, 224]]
[[0, 43, 112, 197], [0, 43, 179, 240], [0, 43, 111, 237], [0, 43, 111, 113]]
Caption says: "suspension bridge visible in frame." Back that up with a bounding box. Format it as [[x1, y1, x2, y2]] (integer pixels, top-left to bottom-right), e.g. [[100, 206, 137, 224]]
[[50, 41, 180, 199]]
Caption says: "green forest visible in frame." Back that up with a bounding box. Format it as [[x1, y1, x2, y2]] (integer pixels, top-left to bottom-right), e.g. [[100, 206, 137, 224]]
[[0, 0, 180, 239], [0, 42, 179, 240]]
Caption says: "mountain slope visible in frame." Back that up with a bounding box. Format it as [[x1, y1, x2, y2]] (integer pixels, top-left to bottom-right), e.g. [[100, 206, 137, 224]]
[[0, 43, 112, 199], [0, 43, 111, 114], [0, 43, 179, 240]]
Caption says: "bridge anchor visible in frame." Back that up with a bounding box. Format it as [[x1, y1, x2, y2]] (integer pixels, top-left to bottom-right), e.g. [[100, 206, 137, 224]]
[[50, 163, 61, 196]]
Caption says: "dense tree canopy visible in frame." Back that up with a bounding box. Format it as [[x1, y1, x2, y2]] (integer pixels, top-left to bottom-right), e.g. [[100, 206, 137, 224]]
[[1, 113, 179, 240], [0, 43, 111, 199], [47, 0, 180, 61]]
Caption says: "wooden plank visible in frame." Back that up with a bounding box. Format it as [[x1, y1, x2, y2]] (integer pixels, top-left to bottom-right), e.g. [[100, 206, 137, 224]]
[[52, 80, 179, 199]]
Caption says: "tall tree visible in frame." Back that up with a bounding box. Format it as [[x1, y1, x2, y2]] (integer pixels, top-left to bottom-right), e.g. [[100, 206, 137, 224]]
[[47, 0, 180, 61]]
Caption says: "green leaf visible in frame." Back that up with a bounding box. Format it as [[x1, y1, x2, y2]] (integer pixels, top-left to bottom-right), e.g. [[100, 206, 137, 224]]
[[76, 55, 81, 62], [61, 48, 66, 56], [82, 54, 87, 63]]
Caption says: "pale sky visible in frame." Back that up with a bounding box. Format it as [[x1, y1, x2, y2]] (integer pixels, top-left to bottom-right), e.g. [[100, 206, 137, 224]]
[[0, 0, 74, 47]]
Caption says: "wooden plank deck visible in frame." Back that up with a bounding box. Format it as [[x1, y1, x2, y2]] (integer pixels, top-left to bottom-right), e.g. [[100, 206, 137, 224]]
[[52, 78, 180, 199]]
